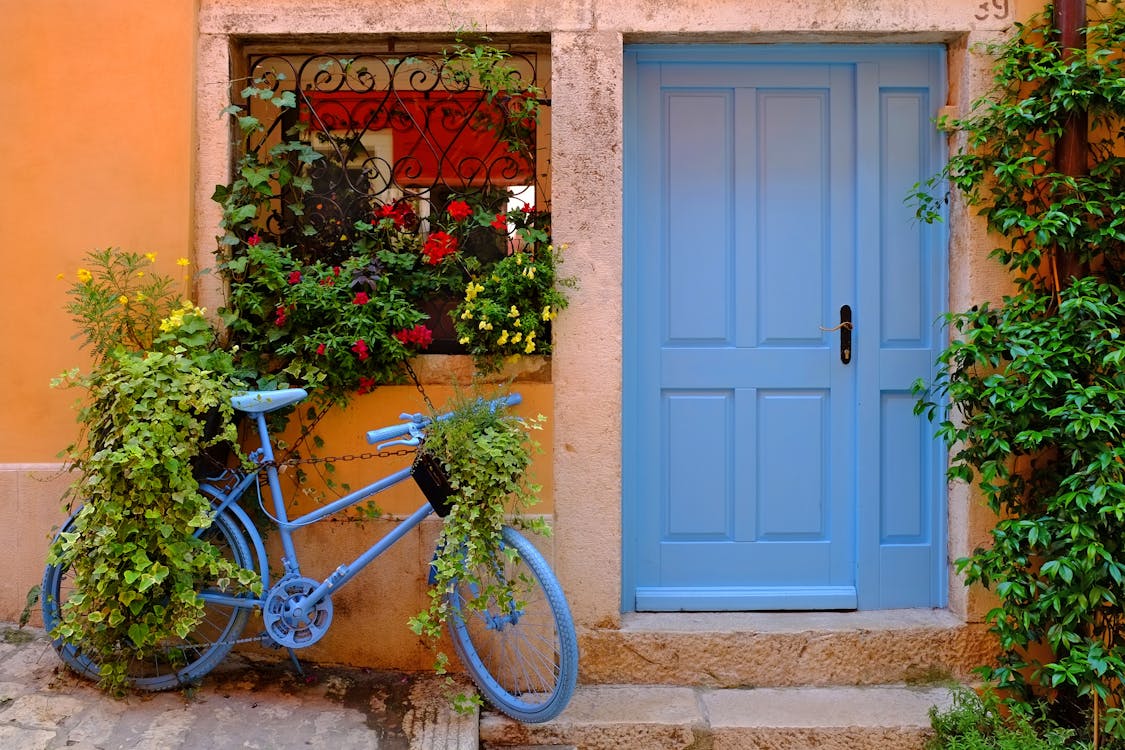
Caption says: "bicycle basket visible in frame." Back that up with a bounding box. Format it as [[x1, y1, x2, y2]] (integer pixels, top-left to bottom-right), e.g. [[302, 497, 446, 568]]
[[412, 451, 456, 517]]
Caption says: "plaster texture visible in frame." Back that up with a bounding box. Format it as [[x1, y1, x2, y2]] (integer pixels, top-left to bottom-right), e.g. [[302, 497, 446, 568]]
[[0, 0, 1054, 680]]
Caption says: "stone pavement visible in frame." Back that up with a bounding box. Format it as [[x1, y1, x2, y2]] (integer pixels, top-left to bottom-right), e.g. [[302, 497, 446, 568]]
[[0, 624, 477, 750]]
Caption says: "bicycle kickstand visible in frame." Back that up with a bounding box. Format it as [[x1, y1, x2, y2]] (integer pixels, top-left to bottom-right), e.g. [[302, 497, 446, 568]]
[[287, 648, 305, 679]]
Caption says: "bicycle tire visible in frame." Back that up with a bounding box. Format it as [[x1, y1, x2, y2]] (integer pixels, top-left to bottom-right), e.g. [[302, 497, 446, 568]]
[[41, 508, 253, 691], [444, 525, 578, 722]]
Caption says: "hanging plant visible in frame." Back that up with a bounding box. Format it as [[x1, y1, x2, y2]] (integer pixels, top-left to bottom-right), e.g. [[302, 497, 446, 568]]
[[405, 386, 549, 708]]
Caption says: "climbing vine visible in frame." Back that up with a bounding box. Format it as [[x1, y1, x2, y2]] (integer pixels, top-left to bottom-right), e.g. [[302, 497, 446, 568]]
[[914, 2, 1125, 744]]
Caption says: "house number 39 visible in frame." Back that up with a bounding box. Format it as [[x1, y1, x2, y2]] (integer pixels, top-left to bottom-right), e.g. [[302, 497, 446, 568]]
[[975, 0, 1010, 20]]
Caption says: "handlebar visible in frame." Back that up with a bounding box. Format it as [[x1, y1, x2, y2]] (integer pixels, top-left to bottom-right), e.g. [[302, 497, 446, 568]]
[[364, 392, 522, 446]]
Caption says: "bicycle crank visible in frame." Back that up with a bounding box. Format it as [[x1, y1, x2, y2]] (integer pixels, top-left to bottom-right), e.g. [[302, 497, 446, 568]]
[[262, 576, 334, 649]]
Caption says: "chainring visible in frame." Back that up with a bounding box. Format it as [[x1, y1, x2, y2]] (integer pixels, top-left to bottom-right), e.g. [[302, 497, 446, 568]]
[[262, 575, 334, 649]]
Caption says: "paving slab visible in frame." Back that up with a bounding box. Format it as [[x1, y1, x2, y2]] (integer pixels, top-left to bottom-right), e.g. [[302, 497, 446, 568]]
[[481, 683, 956, 750], [0, 624, 477, 750]]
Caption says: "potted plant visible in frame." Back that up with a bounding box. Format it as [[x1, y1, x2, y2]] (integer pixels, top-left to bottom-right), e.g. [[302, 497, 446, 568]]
[[406, 386, 550, 704], [46, 248, 260, 694]]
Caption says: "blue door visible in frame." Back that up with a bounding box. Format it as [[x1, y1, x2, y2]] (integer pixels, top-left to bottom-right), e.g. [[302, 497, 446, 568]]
[[623, 46, 947, 611]]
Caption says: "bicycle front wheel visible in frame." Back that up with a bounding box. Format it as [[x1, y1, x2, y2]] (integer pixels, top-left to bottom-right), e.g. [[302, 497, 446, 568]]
[[41, 509, 253, 691], [445, 525, 578, 723]]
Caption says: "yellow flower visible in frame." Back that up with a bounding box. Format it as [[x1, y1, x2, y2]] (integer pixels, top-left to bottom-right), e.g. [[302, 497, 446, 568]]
[[458, 336, 471, 345], [541, 305, 557, 322], [159, 307, 188, 332], [135, 292, 146, 302], [523, 266, 536, 279], [512, 332, 522, 344], [176, 257, 190, 267], [56, 273, 65, 281], [515, 254, 523, 265], [76, 268, 93, 284], [145, 253, 157, 263], [478, 321, 493, 331], [118, 295, 129, 305], [525, 339, 536, 354], [513, 318, 521, 328], [464, 281, 485, 302], [136, 271, 145, 277], [508, 305, 520, 318], [497, 330, 509, 346], [460, 306, 474, 320]]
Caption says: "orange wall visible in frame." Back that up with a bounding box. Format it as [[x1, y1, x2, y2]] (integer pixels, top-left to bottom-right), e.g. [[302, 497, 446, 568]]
[[0, 0, 198, 462]]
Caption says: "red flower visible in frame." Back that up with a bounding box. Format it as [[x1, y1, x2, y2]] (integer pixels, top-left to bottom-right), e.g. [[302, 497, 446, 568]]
[[357, 376, 377, 395], [422, 232, 458, 265], [353, 291, 370, 305], [447, 200, 472, 222], [521, 202, 534, 214], [394, 324, 434, 350], [247, 233, 262, 247], [315, 343, 326, 356], [491, 213, 509, 232], [376, 201, 415, 229], [288, 270, 302, 284], [274, 306, 287, 326], [333, 266, 341, 276], [351, 339, 369, 360]]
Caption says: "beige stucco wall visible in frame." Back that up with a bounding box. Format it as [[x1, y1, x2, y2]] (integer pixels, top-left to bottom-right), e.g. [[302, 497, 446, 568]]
[[0, 0, 1045, 670], [190, 0, 1031, 656]]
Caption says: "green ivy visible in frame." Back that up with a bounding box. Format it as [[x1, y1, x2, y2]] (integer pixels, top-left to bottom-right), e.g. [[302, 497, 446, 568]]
[[50, 250, 259, 694], [407, 387, 549, 701], [913, 2, 1125, 743]]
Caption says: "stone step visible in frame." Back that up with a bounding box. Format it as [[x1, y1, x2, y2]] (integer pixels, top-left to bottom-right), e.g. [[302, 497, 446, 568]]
[[480, 684, 954, 750], [579, 609, 993, 688]]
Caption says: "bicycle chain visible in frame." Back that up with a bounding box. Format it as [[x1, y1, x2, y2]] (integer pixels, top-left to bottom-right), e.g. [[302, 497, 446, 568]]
[[276, 446, 416, 467], [273, 359, 433, 469]]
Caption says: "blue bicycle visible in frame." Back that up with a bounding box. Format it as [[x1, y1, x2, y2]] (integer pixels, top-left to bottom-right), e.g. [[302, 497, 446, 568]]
[[41, 388, 578, 723]]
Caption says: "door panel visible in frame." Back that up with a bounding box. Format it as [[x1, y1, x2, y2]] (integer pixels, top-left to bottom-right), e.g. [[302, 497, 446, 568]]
[[624, 46, 947, 612]]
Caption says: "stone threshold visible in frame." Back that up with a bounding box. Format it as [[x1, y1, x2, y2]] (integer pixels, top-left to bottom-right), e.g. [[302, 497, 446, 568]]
[[578, 609, 994, 689]]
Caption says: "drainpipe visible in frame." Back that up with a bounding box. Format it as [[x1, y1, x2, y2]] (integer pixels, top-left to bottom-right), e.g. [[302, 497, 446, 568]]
[[1054, 0, 1089, 283]]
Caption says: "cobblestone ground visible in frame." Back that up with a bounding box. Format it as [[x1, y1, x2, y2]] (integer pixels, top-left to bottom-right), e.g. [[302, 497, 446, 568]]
[[0, 624, 475, 750]]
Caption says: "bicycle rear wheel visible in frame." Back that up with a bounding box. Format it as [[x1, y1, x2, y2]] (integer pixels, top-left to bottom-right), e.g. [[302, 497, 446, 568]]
[[444, 525, 578, 723], [41, 508, 253, 691]]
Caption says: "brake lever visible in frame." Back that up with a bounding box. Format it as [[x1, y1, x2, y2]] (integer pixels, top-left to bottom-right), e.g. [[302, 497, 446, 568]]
[[377, 435, 421, 451]]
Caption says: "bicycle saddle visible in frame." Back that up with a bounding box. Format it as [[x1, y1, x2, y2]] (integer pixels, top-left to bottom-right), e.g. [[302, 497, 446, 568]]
[[231, 388, 309, 414]]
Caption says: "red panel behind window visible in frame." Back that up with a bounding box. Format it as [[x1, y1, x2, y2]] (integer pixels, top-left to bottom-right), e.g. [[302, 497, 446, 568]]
[[299, 90, 535, 188]]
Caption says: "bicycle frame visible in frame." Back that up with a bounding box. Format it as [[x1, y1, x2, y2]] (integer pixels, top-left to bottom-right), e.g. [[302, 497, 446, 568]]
[[198, 407, 435, 617], [41, 387, 577, 721]]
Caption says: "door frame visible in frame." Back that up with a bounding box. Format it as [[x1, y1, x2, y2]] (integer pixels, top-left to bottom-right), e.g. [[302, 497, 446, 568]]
[[621, 43, 950, 612]]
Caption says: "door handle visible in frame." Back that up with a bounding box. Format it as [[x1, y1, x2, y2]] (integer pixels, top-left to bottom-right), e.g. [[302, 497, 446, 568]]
[[819, 305, 853, 364]]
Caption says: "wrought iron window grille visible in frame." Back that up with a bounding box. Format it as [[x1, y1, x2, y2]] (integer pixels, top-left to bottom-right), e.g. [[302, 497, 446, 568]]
[[236, 47, 550, 352]]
